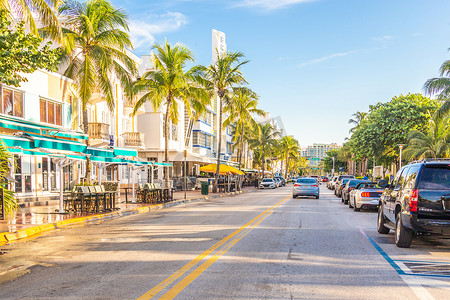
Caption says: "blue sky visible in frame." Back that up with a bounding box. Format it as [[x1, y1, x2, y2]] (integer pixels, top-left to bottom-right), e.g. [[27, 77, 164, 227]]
[[112, 0, 450, 147]]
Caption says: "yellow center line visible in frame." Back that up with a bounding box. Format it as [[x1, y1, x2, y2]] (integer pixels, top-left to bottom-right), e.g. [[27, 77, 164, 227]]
[[137, 194, 291, 300], [159, 204, 277, 300]]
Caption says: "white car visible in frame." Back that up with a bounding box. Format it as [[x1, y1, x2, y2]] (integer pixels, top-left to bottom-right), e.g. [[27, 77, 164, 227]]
[[348, 182, 384, 211], [259, 178, 276, 189]]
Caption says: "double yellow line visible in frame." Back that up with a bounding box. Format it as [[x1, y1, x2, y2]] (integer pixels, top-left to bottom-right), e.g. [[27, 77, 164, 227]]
[[138, 194, 291, 300]]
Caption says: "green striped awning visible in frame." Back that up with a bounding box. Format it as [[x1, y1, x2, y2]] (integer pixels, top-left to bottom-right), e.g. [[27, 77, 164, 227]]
[[85, 147, 115, 158], [25, 134, 87, 153], [0, 115, 88, 140], [0, 134, 34, 150], [113, 147, 137, 157]]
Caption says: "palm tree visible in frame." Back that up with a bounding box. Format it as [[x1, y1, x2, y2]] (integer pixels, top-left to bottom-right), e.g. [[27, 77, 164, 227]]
[[404, 116, 450, 159], [251, 123, 280, 178], [201, 51, 248, 192], [57, 0, 138, 178], [0, 140, 16, 217], [1, 0, 62, 42], [223, 87, 264, 171], [131, 41, 209, 186], [348, 111, 367, 133], [424, 56, 450, 119], [280, 136, 300, 179]]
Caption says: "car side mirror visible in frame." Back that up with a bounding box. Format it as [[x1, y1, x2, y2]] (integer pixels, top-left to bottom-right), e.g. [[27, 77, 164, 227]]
[[377, 180, 389, 188]]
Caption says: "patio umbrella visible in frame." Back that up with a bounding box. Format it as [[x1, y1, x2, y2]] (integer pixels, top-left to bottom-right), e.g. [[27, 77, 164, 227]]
[[200, 164, 245, 175], [200, 163, 231, 175]]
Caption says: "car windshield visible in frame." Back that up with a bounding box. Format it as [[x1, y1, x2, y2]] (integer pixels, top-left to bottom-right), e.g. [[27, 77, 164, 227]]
[[357, 183, 381, 189], [296, 178, 316, 184], [341, 179, 350, 184], [417, 165, 450, 190], [262, 179, 273, 182], [348, 180, 364, 187]]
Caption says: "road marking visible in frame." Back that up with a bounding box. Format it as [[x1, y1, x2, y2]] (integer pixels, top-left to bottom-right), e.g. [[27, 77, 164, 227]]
[[159, 206, 272, 300], [360, 228, 450, 300], [137, 194, 291, 300]]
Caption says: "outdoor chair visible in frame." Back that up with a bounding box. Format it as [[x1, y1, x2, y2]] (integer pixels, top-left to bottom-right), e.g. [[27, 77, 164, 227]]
[[94, 185, 107, 211], [80, 186, 95, 212]]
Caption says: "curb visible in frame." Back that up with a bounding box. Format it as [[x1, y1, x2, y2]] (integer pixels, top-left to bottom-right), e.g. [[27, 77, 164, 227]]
[[0, 189, 254, 246]]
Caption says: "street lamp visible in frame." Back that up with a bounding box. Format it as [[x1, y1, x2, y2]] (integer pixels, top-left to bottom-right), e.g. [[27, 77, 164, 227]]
[[398, 144, 404, 170]]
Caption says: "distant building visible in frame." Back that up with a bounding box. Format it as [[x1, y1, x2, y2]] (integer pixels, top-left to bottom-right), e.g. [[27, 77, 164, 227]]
[[301, 143, 341, 167]]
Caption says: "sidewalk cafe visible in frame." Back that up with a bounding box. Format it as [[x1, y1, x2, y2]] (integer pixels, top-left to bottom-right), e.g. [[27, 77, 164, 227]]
[[0, 130, 173, 214], [199, 163, 245, 193]]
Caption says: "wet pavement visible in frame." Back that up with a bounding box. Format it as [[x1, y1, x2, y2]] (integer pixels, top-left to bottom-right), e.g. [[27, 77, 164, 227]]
[[0, 187, 256, 234]]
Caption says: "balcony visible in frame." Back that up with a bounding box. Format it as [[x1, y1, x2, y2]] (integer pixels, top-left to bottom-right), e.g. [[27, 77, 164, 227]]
[[88, 122, 110, 147], [123, 97, 145, 116], [123, 132, 145, 148]]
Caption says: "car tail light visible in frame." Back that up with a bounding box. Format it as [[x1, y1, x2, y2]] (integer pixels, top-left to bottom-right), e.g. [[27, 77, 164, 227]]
[[294, 184, 301, 187], [312, 184, 318, 187], [361, 192, 369, 197], [340, 186, 344, 190], [348, 187, 354, 191], [409, 189, 418, 212]]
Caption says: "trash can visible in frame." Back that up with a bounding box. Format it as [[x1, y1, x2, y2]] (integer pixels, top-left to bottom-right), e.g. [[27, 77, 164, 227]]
[[201, 181, 209, 195]]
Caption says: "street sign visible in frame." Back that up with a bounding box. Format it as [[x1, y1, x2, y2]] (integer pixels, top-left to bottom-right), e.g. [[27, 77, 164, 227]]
[[339, 167, 344, 172]]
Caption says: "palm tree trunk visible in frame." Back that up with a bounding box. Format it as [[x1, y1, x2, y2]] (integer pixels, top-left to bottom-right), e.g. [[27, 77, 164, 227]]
[[83, 105, 91, 181], [238, 125, 244, 170], [261, 145, 265, 179], [164, 99, 171, 188], [285, 155, 289, 179], [214, 96, 223, 193]]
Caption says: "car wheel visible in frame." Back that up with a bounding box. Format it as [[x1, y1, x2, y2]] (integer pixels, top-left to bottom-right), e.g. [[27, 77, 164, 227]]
[[377, 206, 390, 234], [316, 195, 319, 199], [348, 198, 353, 208], [293, 195, 297, 198], [344, 196, 348, 205], [353, 204, 360, 212], [395, 214, 413, 248]]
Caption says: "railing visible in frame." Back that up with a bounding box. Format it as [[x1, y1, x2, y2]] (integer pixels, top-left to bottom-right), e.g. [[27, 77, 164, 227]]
[[88, 122, 110, 140], [123, 132, 144, 147]]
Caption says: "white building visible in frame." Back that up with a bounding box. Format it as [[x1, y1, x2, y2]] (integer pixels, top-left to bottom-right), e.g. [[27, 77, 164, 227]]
[[302, 143, 341, 167]]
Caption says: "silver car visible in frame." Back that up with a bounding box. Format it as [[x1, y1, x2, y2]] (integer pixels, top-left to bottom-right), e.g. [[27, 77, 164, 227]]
[[348, 182, 384, 211], [293, 178, 319, 199]]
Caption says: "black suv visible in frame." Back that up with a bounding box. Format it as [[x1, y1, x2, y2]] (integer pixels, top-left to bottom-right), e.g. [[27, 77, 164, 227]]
[[377, 160, 450, 248]]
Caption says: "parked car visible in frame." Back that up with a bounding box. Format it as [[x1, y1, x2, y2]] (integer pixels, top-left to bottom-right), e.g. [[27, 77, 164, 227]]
[[321, 176, 329, 183], [341, 179, 369, 204], [259, 178, 276, 189], [377, 160, 450, 248], [349, 182, 384, 211], [335, 178, 352, 197], [273, 176, 286, 186], [273, 177, 281, 188], [293, 178, 319, 199], [328, 176, 338, 189], [333, 175, 355, 193]]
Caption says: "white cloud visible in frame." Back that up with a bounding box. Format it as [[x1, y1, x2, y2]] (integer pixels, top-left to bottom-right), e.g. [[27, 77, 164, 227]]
[[128, 12, 188, 49], [235, 0, 314, 10], [297, 50, 358, 67], [371, 35, 394, 42]]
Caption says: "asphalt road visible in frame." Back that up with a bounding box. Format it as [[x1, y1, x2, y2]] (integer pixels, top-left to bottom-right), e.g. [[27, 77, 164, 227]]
[[0, 185, 449, 299]]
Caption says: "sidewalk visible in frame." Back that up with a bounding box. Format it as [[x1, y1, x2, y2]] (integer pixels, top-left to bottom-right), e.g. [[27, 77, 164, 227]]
[[0, 187, 257, 245]]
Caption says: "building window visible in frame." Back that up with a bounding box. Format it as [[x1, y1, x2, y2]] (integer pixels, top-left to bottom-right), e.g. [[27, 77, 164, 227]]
[[192, 132, 198, 145], [1, 87, 23, 117], [171, 124, 178, 141], [40, 99, 62, 126]]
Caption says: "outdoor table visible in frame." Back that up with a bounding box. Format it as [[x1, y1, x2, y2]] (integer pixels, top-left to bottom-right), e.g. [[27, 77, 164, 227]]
[[122, 187, 134, 203]]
